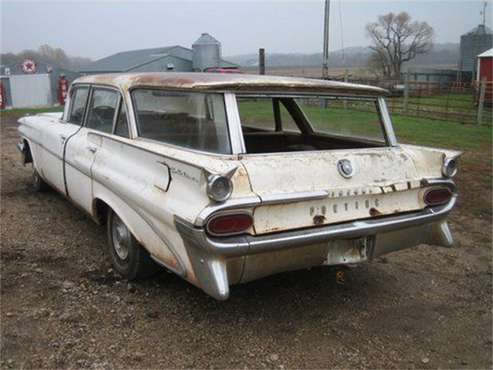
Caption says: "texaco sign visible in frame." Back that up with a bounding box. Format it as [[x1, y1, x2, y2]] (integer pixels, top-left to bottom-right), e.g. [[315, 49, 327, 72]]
[[21, 59, 37, 74]]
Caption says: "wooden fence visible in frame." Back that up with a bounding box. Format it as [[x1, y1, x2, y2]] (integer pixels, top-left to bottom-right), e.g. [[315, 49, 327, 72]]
[[341, 79, 492, 125]]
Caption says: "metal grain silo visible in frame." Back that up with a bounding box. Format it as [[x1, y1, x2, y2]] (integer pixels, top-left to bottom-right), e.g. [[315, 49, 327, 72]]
[[459, 25, 493, 75], [192, 33, 221, 71]]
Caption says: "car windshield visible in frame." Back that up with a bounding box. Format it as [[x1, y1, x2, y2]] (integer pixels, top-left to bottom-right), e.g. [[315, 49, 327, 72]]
[[236, 95, 388, 154], [132, 89, 231, 154]]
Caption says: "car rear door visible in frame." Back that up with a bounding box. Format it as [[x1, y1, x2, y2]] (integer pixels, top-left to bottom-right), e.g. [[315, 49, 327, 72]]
[[64, 86, 123, 214]]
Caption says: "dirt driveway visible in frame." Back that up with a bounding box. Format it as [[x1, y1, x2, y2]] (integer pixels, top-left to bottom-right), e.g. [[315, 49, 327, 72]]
[[1, 113, 491, 369]]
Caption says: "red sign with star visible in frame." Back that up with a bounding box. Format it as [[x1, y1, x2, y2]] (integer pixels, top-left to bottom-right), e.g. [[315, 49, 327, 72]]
[[21, 59, 37, 74]]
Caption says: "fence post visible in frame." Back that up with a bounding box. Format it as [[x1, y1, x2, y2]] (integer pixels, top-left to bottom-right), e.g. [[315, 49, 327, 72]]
[[343, 73, 348, 109], [403, 72, 409, 113], [476, 78, 486, 126], [445, 83, 450, 122]]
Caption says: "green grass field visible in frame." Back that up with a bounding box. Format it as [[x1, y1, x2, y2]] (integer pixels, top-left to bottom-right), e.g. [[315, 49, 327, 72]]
[[0, 107, 64, 119], [238, 100, 492, 151]]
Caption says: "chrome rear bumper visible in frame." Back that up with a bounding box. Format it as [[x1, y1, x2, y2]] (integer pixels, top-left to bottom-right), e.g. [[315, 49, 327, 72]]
[[175, 196, 456, 257], [175, 196, 456, 300]]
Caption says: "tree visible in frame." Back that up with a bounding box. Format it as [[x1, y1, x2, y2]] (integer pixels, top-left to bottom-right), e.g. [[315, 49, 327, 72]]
[[366, 12, 434, 79], [38, 44, 70, 68], [1, 45, 92, 71]]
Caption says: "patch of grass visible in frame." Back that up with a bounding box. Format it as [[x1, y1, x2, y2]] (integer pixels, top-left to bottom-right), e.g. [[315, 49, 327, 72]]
[[391, 114, 492, 151], [0, 107, 64, 119], [238, 100, 492, 152]]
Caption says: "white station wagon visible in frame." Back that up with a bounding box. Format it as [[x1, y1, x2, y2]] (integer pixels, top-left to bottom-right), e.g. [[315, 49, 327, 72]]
[[18, 73, 461, 300]]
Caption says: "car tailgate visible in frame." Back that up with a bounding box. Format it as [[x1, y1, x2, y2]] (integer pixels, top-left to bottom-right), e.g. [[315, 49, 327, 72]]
[[240, 147, 428, 234]]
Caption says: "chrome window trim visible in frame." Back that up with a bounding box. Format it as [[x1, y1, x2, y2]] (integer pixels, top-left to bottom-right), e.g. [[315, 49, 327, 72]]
[[238, 145, 396, 158], [378, 97, 398, 147], [224, 92, 247, 154], [123, 90, 138, 139], [233, 93, 382, 100], [66, 84, 91, 126]]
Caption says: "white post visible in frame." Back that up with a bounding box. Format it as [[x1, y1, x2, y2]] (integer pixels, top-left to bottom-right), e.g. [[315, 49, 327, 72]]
[[477, 78, 486, 126], [322, 0, 331, 79]]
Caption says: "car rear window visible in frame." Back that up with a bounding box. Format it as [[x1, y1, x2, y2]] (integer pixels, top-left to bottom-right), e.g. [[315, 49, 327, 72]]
[[132, 90, 231, 154]]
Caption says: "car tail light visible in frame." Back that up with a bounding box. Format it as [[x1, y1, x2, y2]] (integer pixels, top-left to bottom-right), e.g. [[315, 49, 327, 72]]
[[207, 213, 253, 236], [424, 188, 453, 206]]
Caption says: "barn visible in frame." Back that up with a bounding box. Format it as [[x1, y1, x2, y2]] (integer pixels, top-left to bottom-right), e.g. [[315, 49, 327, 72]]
[[477, 48, 493, 83], [79, 33, 238, 75], [476, 48, 493, 105]]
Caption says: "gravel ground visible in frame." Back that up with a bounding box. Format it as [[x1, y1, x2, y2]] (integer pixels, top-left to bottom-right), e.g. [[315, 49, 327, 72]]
[[1, 113, 492, 369]]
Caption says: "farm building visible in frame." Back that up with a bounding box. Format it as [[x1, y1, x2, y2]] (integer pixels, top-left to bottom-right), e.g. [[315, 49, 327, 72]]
[[402, 67, 457, 87], [80, 33, 238, 74], [476, 48, 493, 105], [459, 24, 493, 80], [476, 48, 493, 83], [0, 61, 79, 108]]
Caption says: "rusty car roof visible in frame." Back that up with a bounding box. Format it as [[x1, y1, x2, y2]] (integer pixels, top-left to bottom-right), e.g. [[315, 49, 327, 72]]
[[74, 72, 388, 96]]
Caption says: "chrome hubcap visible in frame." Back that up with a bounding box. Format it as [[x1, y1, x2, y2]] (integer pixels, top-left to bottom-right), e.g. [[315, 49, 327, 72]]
[[112, 215, 130, 260]]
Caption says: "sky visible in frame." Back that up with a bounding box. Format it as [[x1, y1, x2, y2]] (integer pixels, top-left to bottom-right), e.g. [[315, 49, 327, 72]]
[[1, 0, 492, 60]]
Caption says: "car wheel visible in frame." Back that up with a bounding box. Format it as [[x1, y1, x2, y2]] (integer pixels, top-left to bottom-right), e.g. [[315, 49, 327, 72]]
[[32, 169, 50, 192], [107, 209, 160, 280]]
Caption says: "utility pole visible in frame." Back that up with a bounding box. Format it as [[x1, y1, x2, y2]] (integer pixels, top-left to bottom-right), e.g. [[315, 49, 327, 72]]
[[322, 0, 331, 79], [259, 48, 265, 75]]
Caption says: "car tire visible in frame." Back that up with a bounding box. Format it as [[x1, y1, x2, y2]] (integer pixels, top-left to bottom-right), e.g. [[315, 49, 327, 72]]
[[32, 169, 50, 192], [107, 209, 160, 280]]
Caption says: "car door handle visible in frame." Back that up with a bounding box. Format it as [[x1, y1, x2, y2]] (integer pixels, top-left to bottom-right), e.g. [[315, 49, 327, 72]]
[[86, 146, 98, 154], [60, 134, 67, 143]]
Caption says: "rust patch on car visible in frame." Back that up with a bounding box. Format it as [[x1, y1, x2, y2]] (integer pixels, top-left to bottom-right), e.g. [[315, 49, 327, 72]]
[[313, 215, 326, 225], [369, 208, 383, 217]]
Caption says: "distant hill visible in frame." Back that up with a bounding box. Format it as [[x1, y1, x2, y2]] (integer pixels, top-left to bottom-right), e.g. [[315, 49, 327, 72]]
[[226, 43, 459, 68]]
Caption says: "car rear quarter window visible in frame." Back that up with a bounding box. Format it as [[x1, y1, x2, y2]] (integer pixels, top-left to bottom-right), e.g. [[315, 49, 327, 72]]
[[114, 102, 130, 138], [132, 90, 231, 154]]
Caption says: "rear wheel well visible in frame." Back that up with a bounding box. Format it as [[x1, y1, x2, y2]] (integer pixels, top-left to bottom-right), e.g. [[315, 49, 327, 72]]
[[94, 199, 110, 225], [23, 139, 33, 164]]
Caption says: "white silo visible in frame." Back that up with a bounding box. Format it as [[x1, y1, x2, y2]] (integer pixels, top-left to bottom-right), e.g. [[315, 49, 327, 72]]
[[192, 33, 221, 71]]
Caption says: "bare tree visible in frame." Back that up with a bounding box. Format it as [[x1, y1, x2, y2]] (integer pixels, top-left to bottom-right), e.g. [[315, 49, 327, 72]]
[[366, 12, 434, 79]]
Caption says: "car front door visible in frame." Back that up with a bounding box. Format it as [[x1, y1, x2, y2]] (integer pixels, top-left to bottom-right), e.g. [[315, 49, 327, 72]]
[[40, 85, 88, 193], [64, 86, 121, 213]]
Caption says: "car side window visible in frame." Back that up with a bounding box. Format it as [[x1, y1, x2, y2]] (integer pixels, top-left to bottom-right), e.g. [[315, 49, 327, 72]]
[[114, 101, 130, 138], [67, 87, 89, 125], [132, 90, 231, 154], [86, 88, 119, 134]]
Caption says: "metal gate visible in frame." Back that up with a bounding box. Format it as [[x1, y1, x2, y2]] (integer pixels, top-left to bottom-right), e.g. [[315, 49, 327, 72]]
[[9, 74, 52, 108]]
